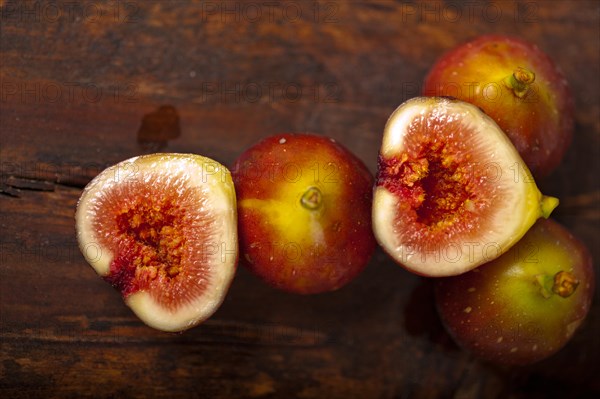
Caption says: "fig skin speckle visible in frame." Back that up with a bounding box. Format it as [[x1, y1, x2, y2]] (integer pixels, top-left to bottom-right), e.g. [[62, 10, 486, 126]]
[[434, 219, 594, 365]]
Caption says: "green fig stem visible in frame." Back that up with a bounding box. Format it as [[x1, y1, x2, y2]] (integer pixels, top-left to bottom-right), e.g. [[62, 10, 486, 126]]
[[536, 274, 555, 299], [301, 186, 323, 211], [540, 195, 559, 219], [503, 67, 536, 98], [536, 271, 579, 299]]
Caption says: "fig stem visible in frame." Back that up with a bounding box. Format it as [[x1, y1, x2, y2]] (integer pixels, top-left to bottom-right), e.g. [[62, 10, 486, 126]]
[[536, 274, 554, 299], [536, 271, 579, 299], [504, 67, 536, 98], [540, 195, 559, 219], [301, 186, 323, 210], [552, 271, 579, 298]]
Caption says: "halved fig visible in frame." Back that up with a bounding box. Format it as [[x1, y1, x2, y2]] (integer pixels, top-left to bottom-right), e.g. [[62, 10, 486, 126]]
[[75, 154, 237, 332], [373, 97, 558, 277]]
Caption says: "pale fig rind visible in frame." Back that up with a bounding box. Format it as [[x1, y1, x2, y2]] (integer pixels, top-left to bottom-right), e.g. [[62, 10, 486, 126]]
[[75, 153, 237, 332], [373, 97, 557, 277]]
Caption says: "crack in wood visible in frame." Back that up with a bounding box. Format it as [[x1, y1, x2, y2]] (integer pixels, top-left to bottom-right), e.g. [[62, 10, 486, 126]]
[[1, 318, 331, 348], [0, 175, 85, 197]]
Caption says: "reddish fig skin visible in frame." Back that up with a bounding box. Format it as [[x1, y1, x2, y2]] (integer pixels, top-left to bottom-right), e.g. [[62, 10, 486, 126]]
[[435, 219, 594, 366], [232, 133, 376, 294], [423, 35, 574, 179]]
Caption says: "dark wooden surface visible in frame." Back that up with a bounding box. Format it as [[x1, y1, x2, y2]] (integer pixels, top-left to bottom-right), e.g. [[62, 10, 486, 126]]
[[1, 1, 599, 398]]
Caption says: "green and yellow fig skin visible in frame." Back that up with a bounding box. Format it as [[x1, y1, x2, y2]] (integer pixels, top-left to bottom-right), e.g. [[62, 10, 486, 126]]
[[423, 34, 574, 179], [232, 133, 376, 294], [373, 97, 558, 277], [435, 219, 594, 365]]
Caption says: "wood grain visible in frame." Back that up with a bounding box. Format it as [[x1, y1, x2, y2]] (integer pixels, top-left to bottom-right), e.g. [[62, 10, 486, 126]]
[[1, 1, 599, 398]]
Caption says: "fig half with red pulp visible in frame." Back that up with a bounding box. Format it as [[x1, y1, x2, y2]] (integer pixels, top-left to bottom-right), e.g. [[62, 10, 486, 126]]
[[76, 154, 238, 332], [373, 97, 558, 277]]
